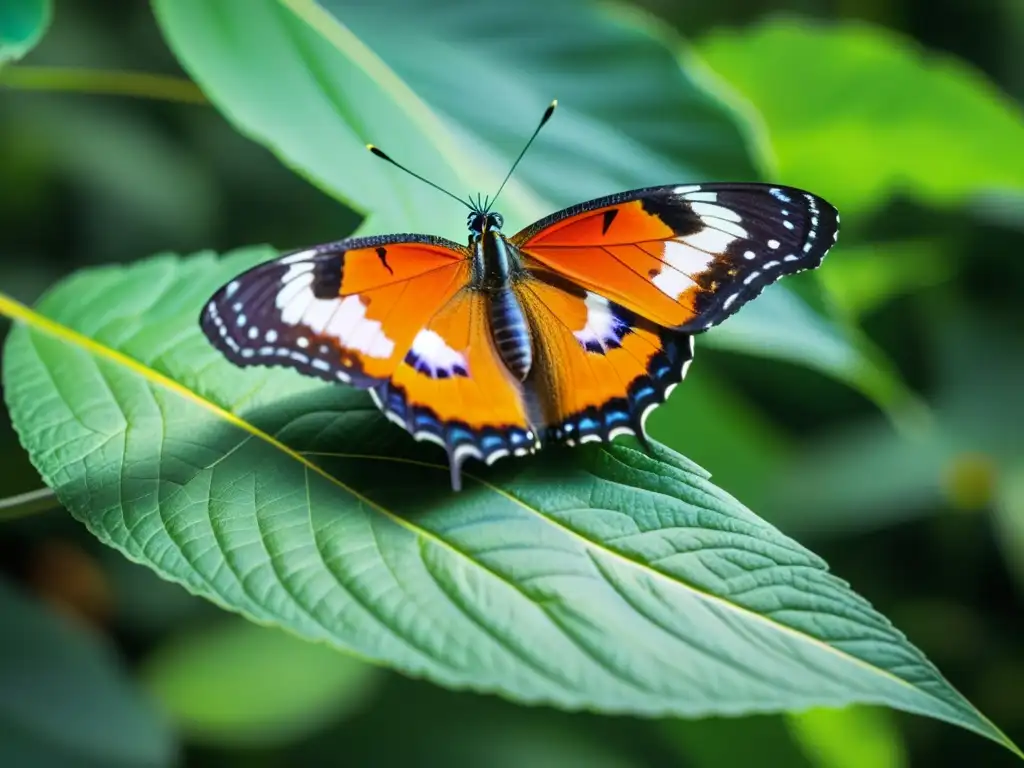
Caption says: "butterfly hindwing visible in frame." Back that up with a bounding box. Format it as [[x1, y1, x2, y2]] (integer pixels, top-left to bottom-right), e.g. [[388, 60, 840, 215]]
[[370, 288, 540, 490], [512, 183, 839, 332], [201, 235, 469, 387], [516, 270, 693, 446]]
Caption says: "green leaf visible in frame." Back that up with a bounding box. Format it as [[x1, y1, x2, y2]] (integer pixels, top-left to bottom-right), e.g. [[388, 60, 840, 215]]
[[787, 707, 907, 768], [0, 251, 1018, 755], [766, 311, 1022, 537], [0, 0, 50, 63], [142, 619, 380, 747], [992, 466, 1024, 593], [152, 0, 757, 241], [0, 578, 175, 768], [149, 0, 894, 401], [816, 240, 955, 319], [698, 19, 1024, 217]]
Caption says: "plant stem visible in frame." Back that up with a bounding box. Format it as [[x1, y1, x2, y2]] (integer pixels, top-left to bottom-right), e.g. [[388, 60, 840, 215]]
[[0, 65, 206, 105], [0, 487, 60, 521]]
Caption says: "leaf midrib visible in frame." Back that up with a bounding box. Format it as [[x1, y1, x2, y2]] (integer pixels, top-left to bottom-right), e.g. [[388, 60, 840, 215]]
[[0, 290, 996, 736]]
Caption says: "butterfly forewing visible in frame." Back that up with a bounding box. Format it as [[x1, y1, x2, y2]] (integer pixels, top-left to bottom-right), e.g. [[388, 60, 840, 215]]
[[512, 183, 839, 332], [201, 236, 469, 387]]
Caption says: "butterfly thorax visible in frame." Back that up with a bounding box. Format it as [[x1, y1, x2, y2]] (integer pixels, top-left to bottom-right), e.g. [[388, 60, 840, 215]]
[[468, 215, 534, 382]]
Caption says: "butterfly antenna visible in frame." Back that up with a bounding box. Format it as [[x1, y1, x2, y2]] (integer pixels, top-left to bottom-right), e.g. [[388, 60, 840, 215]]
[[486, 99, 557, 212], [366, 145, 474, 211]]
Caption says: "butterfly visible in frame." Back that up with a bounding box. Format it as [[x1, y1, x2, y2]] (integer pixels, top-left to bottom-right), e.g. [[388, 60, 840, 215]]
[[201, 101, 839, 490]]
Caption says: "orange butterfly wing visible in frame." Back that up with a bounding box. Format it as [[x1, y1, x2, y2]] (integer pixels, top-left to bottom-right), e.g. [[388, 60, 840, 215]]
[[202, 236, 469, 387], [370, 288, 539, 490], [511, 183, 839, 332]]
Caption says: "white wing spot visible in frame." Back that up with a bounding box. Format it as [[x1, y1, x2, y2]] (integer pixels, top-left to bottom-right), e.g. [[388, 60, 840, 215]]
[[783, 220, 795, 230], [680, 228, 735, 254], [275, 263, 394, 359], [768, 239, 781, 250], [409, 329, 468, 375], [280, 248, 318, 264], [265, 329, 278, 343], [573, 293, 621, 351], [653, 240, 714, 298], [692, 202, 742, 223], [743, 250, 756, 260], [682, 191, 718, 202]]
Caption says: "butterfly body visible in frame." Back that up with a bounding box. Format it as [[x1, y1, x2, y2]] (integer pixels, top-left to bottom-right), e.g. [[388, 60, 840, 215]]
[[202, 182, 838, 491]]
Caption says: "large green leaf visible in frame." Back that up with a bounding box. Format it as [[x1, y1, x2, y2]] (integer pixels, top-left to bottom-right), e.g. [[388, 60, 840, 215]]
[[0, 250, 1018, 754], [698, 18, 1024, 218], [150, 0, 898, 402], [0, 0, 50, 63], [0, 578, 175, 768], [152, 0, 758, 241]]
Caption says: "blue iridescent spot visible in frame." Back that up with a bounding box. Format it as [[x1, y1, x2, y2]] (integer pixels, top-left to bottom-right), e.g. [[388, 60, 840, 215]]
[[607, 410, 629, 424], [481, 434, 504, 451], [448, 425, 472, 443], [510, 431, 524, 444], [386, 390, 405, 410], [414, 413, 439, 430], [579, 417, 599, 432], [635, 385, 655, 400]]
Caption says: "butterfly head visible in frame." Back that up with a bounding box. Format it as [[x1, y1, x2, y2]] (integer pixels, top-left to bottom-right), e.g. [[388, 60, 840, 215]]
[[468, 210, 504, 235]]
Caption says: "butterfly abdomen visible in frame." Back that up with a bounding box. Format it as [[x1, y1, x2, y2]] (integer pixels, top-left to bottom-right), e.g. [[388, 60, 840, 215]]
[[488, 287, 533, 381]]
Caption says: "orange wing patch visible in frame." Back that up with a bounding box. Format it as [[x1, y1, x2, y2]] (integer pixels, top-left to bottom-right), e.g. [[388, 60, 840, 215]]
[[371, 288, 540, 490], [202, 237, 468, 387], [516, 272, 694, 445], [512, 197, 718, 328]]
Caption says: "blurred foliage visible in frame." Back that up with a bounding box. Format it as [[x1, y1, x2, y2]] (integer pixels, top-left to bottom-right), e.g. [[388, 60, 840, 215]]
[[698, 18, 1024, 217], [0, 0, 51, 64], [142, 619, 381, 748], [0, 577, 175, 767], [1, 0, 1023, 766]]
